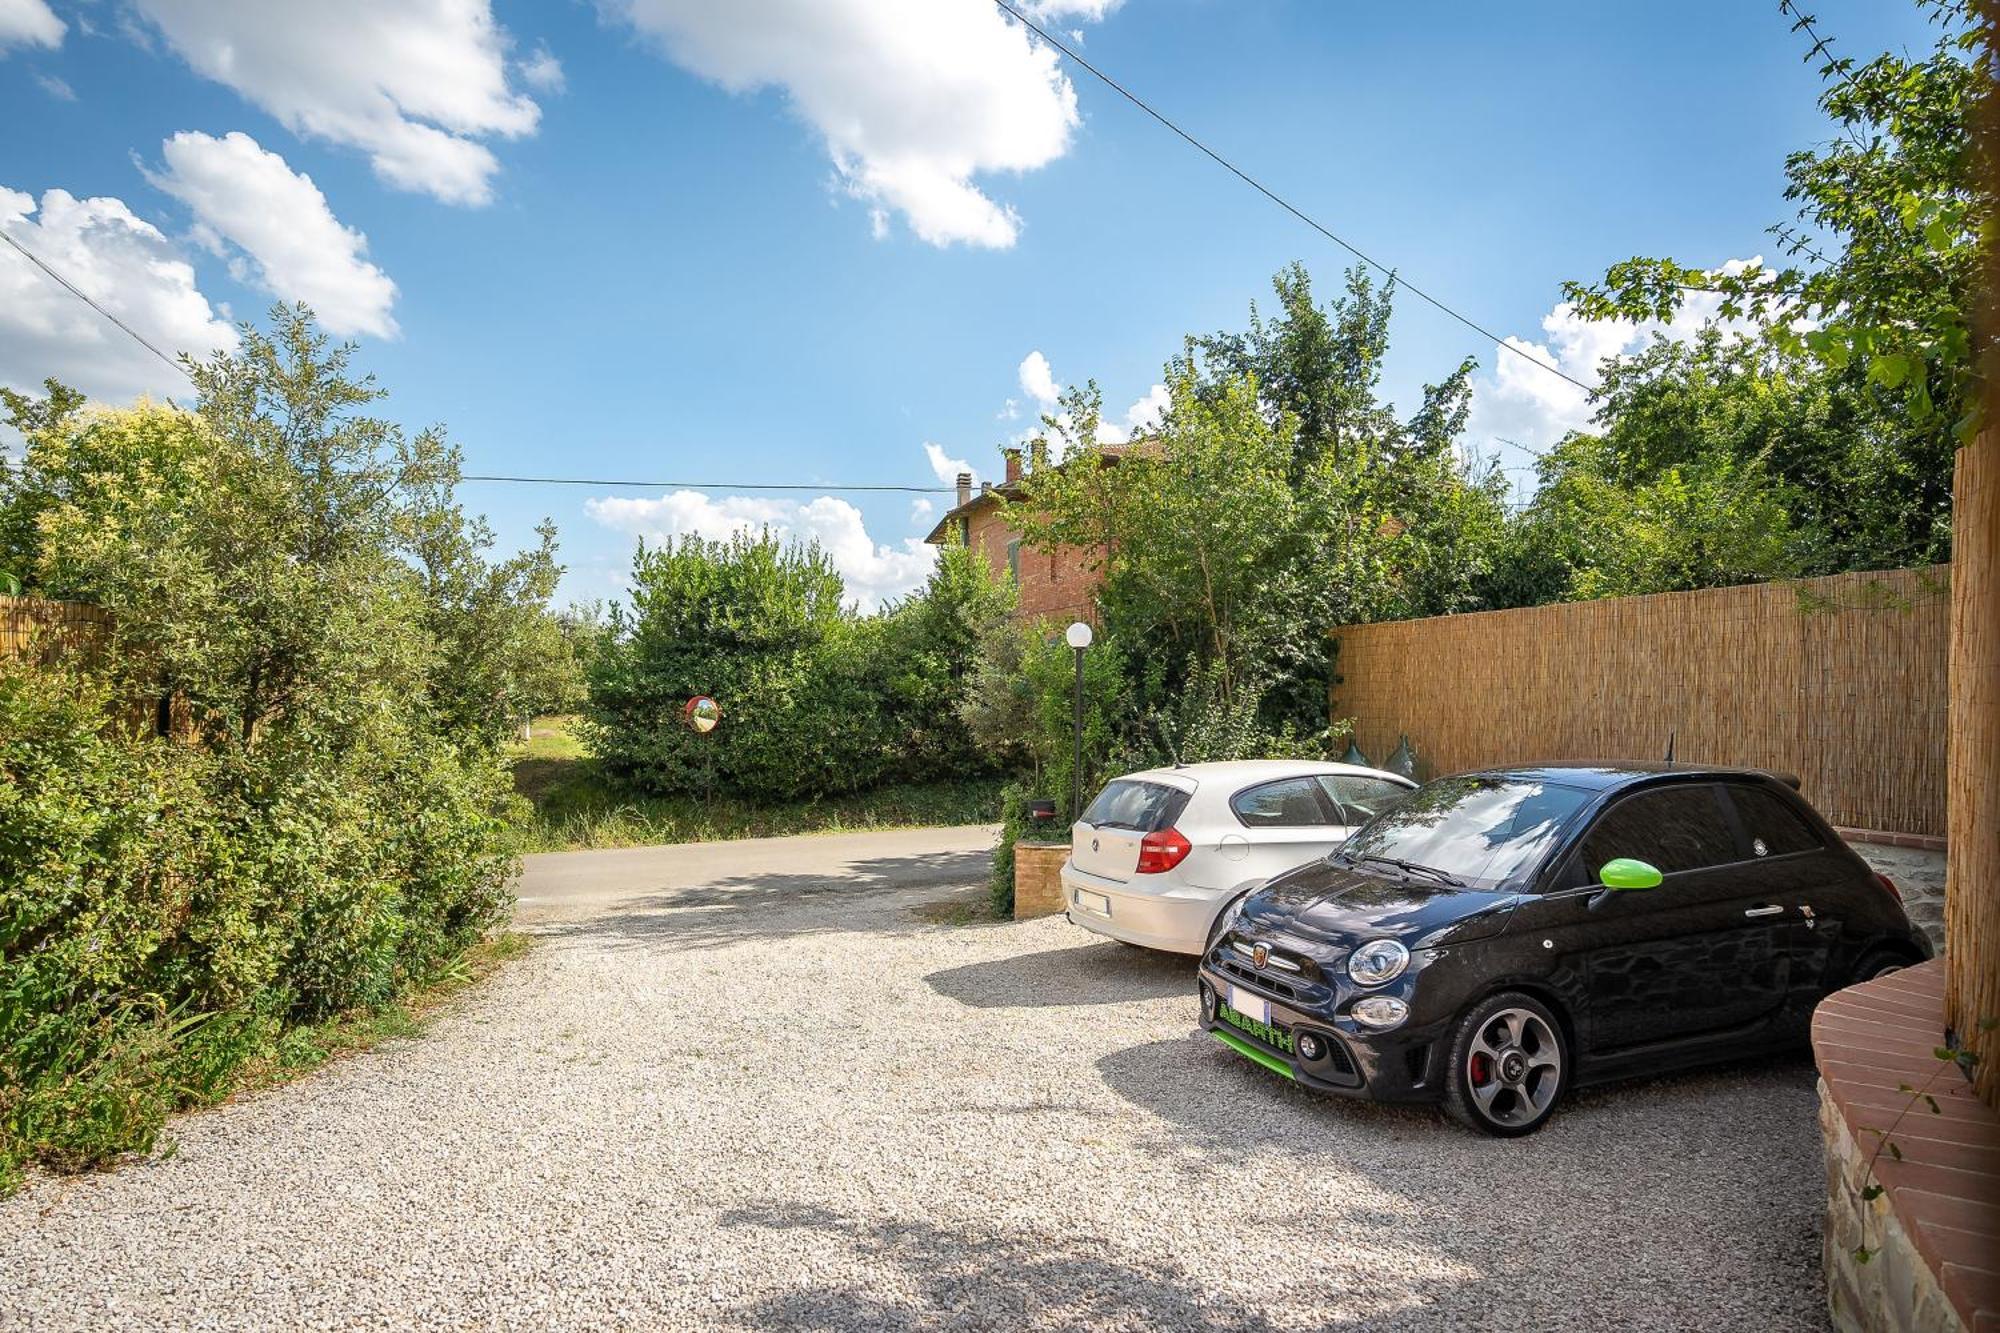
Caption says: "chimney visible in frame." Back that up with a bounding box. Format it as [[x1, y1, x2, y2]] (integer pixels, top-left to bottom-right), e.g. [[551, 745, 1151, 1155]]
[[980, 482, 993, 496], [955, 472, 972, 507], [1029, 439, 1049, 472], [1002, 447, 1022, 484]]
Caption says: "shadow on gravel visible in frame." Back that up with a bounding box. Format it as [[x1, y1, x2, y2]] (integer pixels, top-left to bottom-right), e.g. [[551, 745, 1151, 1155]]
[[1096, 1037, 1434, 1158], [714, 1202, 1299, 1331], [923, 942, 1194, 1009], [536, 849, 993, 950], [1083, 1037, 1829, 1329]]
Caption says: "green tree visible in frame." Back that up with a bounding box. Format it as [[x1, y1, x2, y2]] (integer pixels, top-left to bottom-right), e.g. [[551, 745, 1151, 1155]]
[[1, 305, 548, 1186], [1565, 0, 1985, 482], [586, 531, 1008, 800]]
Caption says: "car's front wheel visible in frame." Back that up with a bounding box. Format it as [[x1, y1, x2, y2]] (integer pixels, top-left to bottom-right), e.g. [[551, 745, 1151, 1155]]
[[1443, 991, 1570, 1137]]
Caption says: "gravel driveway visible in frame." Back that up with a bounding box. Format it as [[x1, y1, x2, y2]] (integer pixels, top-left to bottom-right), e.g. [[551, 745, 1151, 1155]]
[[1, 826, 1830, 1331]]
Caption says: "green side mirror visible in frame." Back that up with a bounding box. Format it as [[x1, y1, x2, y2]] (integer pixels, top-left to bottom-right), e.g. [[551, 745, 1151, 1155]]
[[1599, 857, 1664, 890]]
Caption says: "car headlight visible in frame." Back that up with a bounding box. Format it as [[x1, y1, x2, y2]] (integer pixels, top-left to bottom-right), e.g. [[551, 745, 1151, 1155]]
[[1347, 938, 1409, 987], [1350, 996, 1409, 1028]]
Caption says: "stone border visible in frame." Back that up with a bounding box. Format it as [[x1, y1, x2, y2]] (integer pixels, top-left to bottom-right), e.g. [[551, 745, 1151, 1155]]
[[1835, 826, 1949, 853], [1812, 960, 1999, 1332]]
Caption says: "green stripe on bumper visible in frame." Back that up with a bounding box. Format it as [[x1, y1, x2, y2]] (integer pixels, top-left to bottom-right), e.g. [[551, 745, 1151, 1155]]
[[1210, 1028, 1296, 1081]]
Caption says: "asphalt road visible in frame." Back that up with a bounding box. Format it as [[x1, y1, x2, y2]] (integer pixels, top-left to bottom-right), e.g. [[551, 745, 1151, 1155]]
[[0, 825, 1831, 1331]]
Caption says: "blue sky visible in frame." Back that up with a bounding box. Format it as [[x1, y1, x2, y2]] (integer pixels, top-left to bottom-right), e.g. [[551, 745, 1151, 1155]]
[[0, 0, 1940, 609]]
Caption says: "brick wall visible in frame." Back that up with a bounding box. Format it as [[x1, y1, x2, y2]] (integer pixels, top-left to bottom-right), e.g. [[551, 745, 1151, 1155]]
[[963, 505, 1101, 627], [1013, 842, 1069, 920]]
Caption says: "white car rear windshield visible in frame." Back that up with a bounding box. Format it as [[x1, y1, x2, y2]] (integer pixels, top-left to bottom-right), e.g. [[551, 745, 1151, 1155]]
[[1081, 780, 1188, 832]]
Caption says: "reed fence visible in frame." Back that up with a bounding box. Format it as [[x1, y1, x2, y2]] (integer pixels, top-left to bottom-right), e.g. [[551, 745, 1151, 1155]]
[[1330, 565, 1950, 838], [1, 594, 111, 665]]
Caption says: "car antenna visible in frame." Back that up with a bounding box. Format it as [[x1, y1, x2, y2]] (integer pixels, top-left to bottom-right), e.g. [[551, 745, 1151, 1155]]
[[1162, 721, 1186, 769], [1663, 728, 1676, 763]]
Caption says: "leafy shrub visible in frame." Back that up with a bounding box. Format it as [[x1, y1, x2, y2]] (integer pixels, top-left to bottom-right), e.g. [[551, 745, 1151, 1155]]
[[0, 308, 531, 1190], [587, 534, 1012, 800]]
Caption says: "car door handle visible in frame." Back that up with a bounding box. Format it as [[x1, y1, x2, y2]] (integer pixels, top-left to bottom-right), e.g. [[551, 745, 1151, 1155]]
[[1744, 904, 1785, 918]]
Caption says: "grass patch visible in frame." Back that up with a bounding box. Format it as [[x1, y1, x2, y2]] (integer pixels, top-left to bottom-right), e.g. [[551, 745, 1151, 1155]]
[[506, 716, 1003, 853], [236, 931, 531, 1089]]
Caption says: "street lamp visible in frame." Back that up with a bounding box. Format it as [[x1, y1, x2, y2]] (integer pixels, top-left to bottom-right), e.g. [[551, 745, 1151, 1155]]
[[1065, 621, 1093, 823]]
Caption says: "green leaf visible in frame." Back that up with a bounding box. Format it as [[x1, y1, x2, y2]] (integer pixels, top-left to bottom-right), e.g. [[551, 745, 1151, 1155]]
[[1869, 352, 1913, 389], [1924, 1095, 1940, 1114], [1887, 1141, 1903, 1162], [1861, 1184, 1884, 1201], [1854, 1246, 1874, 1265], [1935, 1046, 1956, 1061]]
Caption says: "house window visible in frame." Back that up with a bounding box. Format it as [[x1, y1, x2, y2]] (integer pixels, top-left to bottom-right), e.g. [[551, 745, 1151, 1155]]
[[1006, 538, 1021, 583], [957, 516, 971, 546]]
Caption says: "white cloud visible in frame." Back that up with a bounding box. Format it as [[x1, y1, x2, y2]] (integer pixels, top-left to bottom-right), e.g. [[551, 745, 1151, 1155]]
[[35, 72, 73, 100], [1024, 0, 1123, 19], [1466, 258, 1767, 475], [520, 45, 565, 93], [1008, 344, 1168, 444], [128, 0, 541, 206], [148, 131, 398, 339], [910, 496, 934, 523], [1018, 349, 1058, 407], [923, 440, 975, 487], [585, 490, 937, 611], [1009, 347, 1165, 451], [0, 185, 237, 409], [602, 0, 1086, 247], [1104, 381, 1168, 441], [0, 0, 63, 51]]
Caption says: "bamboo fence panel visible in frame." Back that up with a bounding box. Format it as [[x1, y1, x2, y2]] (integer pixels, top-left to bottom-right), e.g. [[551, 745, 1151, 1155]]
[[1, 594, 111, 665], [1330, 565, 1951, 838], [1947, 432, 1998, 1108]]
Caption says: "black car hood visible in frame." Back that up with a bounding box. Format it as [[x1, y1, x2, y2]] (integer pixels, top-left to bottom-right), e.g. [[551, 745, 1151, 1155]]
[[1237, 859, 1521, 953]]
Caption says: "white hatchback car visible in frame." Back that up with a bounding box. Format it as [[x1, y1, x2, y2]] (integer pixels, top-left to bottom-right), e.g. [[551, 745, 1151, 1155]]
[[1061, 760, 1416, 954]]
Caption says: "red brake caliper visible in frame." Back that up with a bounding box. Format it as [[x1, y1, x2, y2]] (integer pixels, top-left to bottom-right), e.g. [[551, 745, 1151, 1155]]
[[1470, 1053, 1493, 1086]]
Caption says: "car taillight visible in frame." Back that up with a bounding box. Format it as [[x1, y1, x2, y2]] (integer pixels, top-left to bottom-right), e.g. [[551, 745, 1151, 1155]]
[[1136, 826, 1192, 874], [1874, 871, 1903, 904]]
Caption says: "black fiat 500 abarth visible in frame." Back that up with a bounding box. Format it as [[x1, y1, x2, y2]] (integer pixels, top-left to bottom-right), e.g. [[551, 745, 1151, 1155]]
[[1197, 763, 1931, 1136]]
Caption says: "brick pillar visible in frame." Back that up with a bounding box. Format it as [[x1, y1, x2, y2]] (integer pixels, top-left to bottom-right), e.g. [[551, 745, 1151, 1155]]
[[1013, 843, 1069, 920]]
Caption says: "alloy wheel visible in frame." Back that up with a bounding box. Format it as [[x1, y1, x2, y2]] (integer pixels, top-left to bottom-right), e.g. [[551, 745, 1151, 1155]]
[[1464, 1006, 1562, 1130]]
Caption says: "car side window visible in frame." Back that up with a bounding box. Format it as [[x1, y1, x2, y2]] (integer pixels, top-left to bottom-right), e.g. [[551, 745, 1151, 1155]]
[[1727, 785, 1823, 857], [1580, 786, 1738, 879], [1315, 775, 1410, 825], [1232, 777, 1336, 828]]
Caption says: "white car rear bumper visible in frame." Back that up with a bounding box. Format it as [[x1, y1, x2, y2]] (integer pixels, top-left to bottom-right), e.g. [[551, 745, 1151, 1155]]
[[1060, 860, 1222, 955]]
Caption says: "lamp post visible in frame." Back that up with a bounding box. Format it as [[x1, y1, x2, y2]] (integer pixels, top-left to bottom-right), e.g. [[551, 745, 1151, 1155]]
[[1065, 621, 1093, 824]]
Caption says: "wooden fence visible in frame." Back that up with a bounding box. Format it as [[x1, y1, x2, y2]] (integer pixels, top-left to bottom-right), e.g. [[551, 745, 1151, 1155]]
[[1, 594, 111, 664], [1330, 565, 1951, 837]]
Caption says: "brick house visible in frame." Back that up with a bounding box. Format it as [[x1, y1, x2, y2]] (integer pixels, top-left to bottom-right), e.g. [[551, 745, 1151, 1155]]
[[923, 443, 1138, 625]]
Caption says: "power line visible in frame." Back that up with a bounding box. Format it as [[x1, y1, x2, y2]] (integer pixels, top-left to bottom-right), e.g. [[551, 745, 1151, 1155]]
[[461, 474, 954, 493], [0, 231, 961, 496], [0, 228, 193, 391], [992, 0, 1596, 395]]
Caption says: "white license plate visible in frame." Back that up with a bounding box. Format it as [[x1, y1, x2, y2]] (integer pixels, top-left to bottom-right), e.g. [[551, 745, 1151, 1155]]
[[1075, 890, 1110, 916], [1227, 986, 1268, 1024]]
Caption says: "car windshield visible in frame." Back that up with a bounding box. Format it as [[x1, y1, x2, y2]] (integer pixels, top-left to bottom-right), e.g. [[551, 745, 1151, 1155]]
[[1334, 775, 1592, 890], [1080, 779, 1186, 832]]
